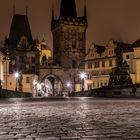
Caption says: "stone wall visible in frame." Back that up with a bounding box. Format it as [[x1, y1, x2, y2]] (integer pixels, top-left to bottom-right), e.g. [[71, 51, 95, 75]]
[[71, 84, 140, 97], [0, 89, 32, 98]]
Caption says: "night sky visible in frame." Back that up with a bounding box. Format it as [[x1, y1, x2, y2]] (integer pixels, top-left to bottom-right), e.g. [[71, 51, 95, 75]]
[[1, 0, 140, 49]]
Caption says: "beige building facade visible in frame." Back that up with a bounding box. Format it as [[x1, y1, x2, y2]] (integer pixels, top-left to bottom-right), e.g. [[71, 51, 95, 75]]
[[85, 40, 117, 90], [0, 50, 38, 95], [84, 40, 140, 90]]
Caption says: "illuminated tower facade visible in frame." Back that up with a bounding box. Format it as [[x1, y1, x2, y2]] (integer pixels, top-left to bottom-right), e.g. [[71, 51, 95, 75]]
[[51, 0, 87, 69]]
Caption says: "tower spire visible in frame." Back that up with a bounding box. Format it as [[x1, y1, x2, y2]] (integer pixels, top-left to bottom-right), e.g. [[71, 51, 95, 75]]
[[60, 0, 77, 18], [51, 3, 54, 22], [51, 1, 55, 29], [84, 0, 87, 19]]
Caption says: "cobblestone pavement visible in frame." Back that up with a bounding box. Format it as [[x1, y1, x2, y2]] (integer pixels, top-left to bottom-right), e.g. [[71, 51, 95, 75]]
[[0, 97, 140, 140]]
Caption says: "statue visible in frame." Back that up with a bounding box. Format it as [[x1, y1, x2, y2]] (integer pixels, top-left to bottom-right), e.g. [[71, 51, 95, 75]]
[[114, 44, 123, 67], [108, 43, 132, 87], [18, 73, 23, 92]]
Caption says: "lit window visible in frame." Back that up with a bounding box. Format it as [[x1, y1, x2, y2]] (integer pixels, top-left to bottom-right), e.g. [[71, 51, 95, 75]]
[[105, 82, 107, 86], [101, 82, 103, 87]]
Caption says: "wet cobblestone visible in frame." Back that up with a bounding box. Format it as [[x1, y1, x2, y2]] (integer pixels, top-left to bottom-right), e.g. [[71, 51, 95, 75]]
[[0, 98, 140, 139]]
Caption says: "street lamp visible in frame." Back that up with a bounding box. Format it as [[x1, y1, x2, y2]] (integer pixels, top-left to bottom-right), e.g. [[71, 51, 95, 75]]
[[66, 82, 71, 96], [80, 72, 86, 91], [15, 72, 19, 91]]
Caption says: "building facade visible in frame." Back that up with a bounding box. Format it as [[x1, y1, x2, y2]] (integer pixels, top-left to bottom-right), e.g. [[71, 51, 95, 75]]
[[2, 13, 40, 95], [84, 40, 135, 90], [85, 40, 116, 90]]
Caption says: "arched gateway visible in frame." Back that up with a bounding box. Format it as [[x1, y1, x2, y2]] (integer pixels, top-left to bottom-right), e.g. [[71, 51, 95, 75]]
[[38, 74, 63, 97]]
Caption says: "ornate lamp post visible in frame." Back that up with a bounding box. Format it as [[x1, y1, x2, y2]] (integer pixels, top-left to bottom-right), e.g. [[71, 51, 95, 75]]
[[66, 82, 71, 96], [15, 72, 19, 92], [80, 72, 86, 91]]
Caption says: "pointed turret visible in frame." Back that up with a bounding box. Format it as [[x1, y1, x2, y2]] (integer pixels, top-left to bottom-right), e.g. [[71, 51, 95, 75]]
[[51, 8, 55, 29], [84, 0, 87, 19], [60, 0, 77, 18], [9, 14, 33, 48]]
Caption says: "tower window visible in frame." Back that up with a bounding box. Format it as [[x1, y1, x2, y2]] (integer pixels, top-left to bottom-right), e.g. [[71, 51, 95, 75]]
[[72, 60, 76, 68], [109, 60, 112, 67]]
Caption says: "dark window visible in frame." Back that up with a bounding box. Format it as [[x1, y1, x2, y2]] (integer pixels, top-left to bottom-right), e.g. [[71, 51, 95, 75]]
[[26, 77, 30, 83], [87, 74, 92, 80], [32, 66, 36, 73], [31, 57, 35, 63], [102, 61, 105, 67], [72, 60, 76, 68], [126, 55, 130, 59], [88, 84, 92, 90], [93, 83, 95, 88], [109, 60, 112, 67], [20, 56, 24, 62], [95, 61, 99, 68], [87, 63, 92, 69]]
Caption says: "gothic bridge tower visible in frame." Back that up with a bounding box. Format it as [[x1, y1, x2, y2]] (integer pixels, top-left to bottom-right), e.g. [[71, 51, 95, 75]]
[[50, 0, 88, 92], [51, 0, 87, 69]]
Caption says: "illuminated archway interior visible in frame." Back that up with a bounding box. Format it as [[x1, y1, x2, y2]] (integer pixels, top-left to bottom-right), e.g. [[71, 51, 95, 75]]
[[39, 74, 63, 96]]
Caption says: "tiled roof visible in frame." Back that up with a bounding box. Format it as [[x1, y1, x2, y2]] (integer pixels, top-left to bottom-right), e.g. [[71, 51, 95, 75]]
[[94, 44, 106, 55], [132, 38, 140, 48], [8, 14, 33, 48], [113, 41, 133, 52]]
